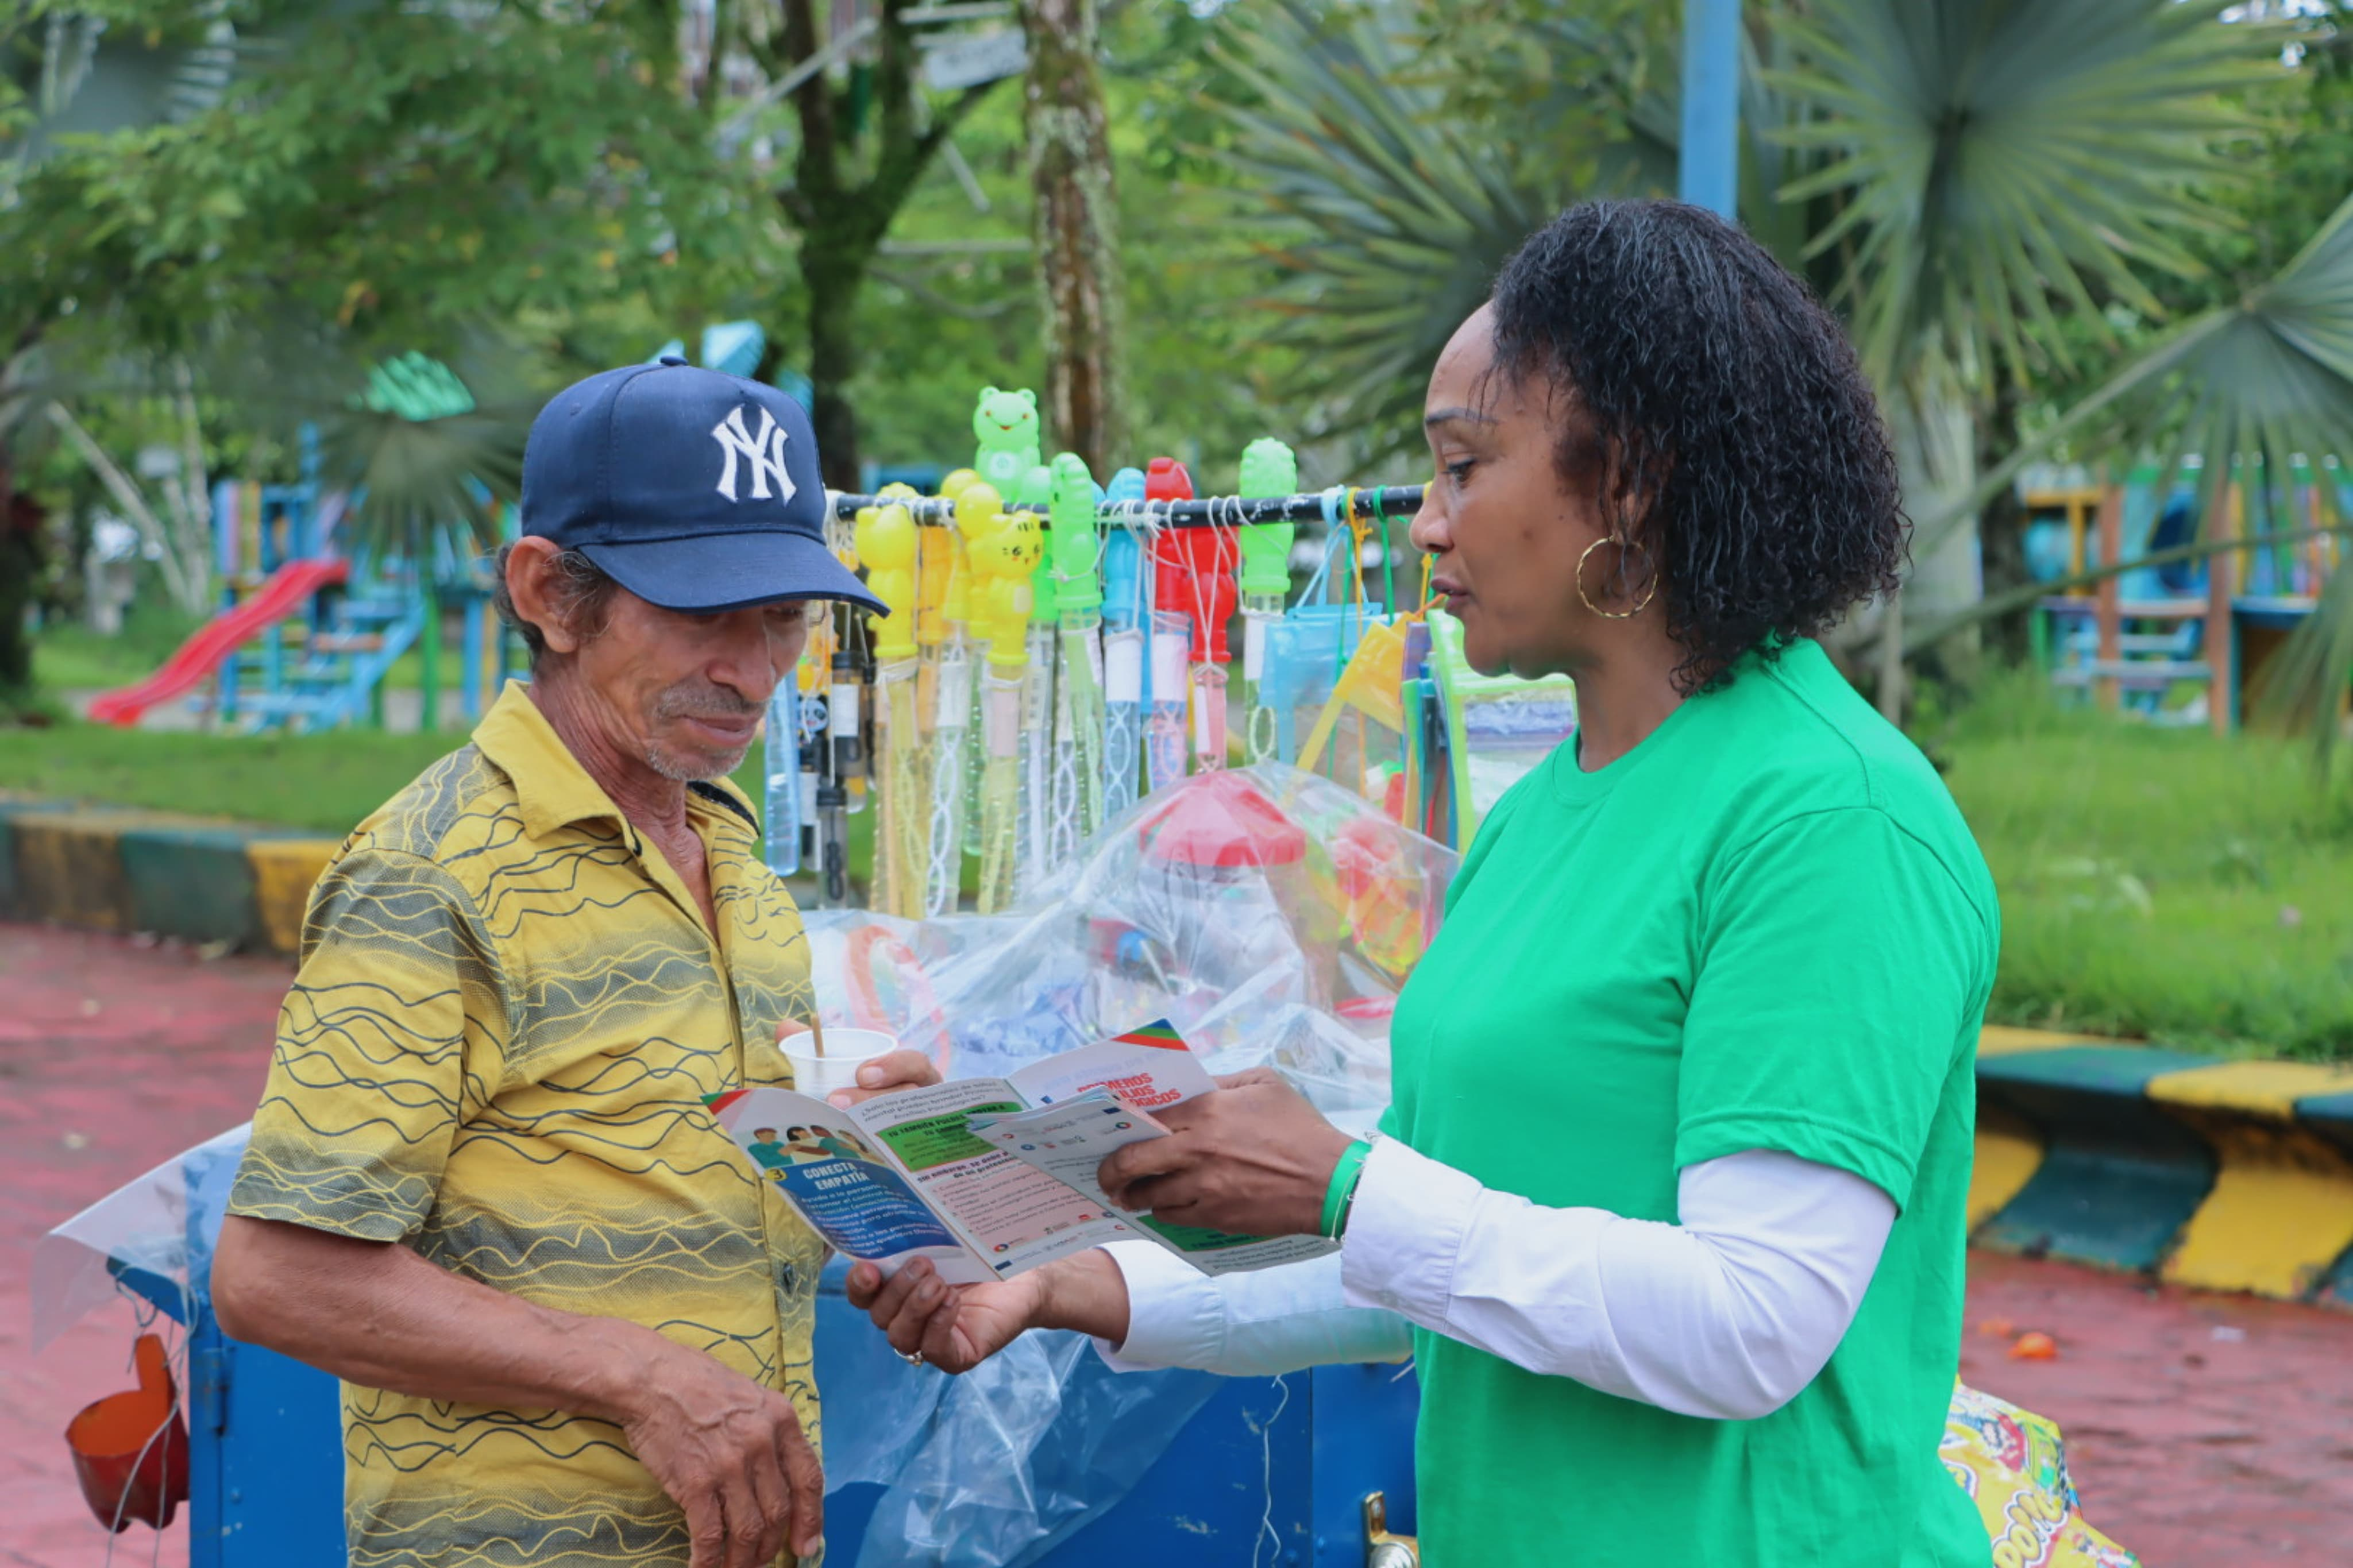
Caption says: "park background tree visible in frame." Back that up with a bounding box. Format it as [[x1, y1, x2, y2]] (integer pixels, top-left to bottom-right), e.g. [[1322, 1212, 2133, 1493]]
[[1020, 0, 1125, 472], [1204, 0, 2353, 732]]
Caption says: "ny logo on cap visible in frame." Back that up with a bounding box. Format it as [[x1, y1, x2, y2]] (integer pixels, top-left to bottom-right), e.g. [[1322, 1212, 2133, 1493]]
[[711, 405, 796, 505]]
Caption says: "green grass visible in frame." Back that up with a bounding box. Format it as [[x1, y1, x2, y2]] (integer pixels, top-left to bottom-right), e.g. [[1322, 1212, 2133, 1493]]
[[0, 716, 875, 867], [0, 723, 462, 833], [32, 606, 209, 692], [1926, 670, 2353, 1060]]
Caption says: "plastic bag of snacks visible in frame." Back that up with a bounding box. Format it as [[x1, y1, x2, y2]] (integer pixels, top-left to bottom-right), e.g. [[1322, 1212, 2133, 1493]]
[[1943, 1382, 2139, 1567]]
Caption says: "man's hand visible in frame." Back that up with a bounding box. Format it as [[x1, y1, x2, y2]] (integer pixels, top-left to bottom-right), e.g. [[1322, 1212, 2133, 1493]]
[[844, 1251, 1135, 1373], [1096, 1069, 1356, 1238], [844, 1257, 1045, 1374], [612, 1336, 824, 1568], [776, 1020, 940, 1109], [211, 1217, 823, 1568]]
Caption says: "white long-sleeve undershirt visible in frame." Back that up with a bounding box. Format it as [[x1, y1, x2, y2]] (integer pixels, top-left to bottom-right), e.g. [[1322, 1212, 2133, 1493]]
[[1097, 1139, 1895, 1421]]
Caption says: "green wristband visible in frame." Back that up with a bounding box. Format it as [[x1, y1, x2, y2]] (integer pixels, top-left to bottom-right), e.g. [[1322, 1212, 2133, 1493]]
[[1320, 1139, 1373, 1240]]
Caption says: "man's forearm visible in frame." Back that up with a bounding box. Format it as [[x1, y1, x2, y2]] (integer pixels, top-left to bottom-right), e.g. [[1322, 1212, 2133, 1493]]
[[212, 1215, 658, 1422]]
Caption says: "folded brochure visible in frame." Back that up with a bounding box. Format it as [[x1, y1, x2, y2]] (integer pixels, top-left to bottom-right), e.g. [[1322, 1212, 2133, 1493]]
[[707, 1021, 1336, 1284]]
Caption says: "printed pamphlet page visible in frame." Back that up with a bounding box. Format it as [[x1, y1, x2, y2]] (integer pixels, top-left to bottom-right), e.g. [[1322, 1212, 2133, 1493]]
[[708, 1021, 1337, 1282]]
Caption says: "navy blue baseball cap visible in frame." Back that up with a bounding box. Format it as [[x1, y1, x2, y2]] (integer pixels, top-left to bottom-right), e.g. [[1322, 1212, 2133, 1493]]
[[520, 358, 884, 615]]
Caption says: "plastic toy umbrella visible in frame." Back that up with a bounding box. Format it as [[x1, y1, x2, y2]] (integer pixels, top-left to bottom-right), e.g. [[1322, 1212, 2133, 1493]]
[[67, 1332, 189, 1532]]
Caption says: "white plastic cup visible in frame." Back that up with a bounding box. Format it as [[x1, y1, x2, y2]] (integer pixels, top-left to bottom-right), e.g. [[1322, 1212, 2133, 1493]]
[[781, 1027, 900, 1103]]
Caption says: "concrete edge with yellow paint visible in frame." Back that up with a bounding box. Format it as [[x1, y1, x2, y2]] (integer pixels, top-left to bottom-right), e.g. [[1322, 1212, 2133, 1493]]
[[1972, 1034, 2353, 1309], [0, 795, 338, 957]]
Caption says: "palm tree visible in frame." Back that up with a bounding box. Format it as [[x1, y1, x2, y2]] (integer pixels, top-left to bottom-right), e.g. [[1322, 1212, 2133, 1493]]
[[1210, 0, 2349, 728]]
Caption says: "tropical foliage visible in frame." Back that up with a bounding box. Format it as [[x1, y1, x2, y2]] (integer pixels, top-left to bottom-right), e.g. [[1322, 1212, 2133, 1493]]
[[1210, 0, 2353, 738]]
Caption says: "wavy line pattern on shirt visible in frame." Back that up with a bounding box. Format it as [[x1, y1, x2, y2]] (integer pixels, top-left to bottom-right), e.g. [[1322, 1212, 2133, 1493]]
[[229, 709, 825, 1568]]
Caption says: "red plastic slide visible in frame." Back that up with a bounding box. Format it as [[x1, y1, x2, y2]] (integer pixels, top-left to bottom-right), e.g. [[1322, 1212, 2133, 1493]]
[[87, 558, 350, 727]]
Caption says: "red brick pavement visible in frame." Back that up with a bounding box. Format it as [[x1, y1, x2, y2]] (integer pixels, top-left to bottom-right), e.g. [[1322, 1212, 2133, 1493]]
[[1961, 1250, 2353, 1565], [5, 922, 2351, 1567], [3, 925, 284, 1568]]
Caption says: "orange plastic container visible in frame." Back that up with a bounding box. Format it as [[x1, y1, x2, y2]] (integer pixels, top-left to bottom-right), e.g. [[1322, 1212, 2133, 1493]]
[[65, 1332, 190, 1531]]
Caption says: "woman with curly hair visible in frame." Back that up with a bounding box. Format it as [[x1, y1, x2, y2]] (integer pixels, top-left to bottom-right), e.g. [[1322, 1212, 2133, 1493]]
[[850, 201, 1999, 1567]]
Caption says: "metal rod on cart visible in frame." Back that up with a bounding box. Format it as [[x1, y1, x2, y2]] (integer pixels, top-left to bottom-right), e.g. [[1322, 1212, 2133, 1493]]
[[827, 486, 1429, 528]]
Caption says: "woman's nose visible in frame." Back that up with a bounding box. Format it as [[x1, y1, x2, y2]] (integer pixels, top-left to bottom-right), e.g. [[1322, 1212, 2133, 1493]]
[[1409, 499, 1450, 555]]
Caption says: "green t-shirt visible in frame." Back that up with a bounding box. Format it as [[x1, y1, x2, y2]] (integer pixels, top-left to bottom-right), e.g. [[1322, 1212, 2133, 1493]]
[[1386, 639, 1999, 1568]]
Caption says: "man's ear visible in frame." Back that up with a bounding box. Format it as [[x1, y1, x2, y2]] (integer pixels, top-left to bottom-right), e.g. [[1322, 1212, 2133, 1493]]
[[505, 536, 582, 655]]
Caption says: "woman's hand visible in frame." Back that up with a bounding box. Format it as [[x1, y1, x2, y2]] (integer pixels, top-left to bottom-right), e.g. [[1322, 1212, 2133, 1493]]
[[1097, 1068, 1356, 1239], [776, 1020, 940, 1109], [844, 1251, 1136, 1374]]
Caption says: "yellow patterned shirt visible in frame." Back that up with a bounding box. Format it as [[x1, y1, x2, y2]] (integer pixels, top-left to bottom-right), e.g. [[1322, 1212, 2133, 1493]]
[[229, 682, 826, 1568]]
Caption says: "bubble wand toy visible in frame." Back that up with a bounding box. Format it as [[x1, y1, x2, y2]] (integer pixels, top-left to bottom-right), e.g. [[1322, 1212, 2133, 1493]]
[[801, 507, 866, 907], [761, 660, 805, 876], [1235, 438, 1299, 762], [1144, 457, 1195, 791], [970, 501, 1042, 913], [916, 470, 975, 916], [1098, 466, 1148, 818], [963, 387, 1039, 861], [1173, 474, 1239, 773], [1017, 462, 1060, 897], [1046, 452, 1105, 870], [853, 495, 923, 917], [949, 480, 1006, 870]]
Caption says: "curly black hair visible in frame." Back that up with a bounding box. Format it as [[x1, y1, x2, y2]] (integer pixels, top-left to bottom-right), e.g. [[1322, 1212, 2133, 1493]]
[[1487, 200, 1904, 693]]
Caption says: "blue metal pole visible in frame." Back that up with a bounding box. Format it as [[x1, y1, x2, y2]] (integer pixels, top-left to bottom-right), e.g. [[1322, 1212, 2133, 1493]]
[[1679, 0, 1741, 219]]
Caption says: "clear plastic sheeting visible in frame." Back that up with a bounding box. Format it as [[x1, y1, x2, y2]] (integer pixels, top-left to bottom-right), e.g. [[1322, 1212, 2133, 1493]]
[[803, 764, 1456, 1135], [816, 1258, 1222, 1568], [31, 1123, 252, 1349], [800, 765, 1453, 1565]]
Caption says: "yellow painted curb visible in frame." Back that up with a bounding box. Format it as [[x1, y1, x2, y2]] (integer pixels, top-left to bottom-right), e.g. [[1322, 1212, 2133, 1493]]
[[1968, 1105, 2045, 1232], [12, 810, 146, 932], [2148, 1062, 2353, 1299], [1978, 1026, 2127, 1057], [2146, 1060, 2353, 1115], [245, 838, 342, 957]]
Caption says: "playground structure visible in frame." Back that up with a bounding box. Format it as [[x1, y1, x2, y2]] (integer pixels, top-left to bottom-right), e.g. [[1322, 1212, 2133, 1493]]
[[2023, 458, 2346, 732], [83, 331, 802, 733], [86, 400, 521, 733]]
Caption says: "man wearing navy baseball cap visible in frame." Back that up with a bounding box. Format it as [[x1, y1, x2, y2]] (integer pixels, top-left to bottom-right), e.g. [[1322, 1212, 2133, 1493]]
[[213, 360, 938, 1568]]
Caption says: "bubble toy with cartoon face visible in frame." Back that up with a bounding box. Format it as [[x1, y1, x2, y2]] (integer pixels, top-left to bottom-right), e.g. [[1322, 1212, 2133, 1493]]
[[971, 387, 1042, 491]]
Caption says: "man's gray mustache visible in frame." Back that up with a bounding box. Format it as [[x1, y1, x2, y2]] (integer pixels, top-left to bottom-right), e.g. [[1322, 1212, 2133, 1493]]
[[653, 688, 762, 721]]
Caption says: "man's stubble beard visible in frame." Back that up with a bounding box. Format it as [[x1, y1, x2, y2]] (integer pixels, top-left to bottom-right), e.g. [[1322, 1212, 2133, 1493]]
[[645, 679, 762, 783], [643, 739, 754, 783]]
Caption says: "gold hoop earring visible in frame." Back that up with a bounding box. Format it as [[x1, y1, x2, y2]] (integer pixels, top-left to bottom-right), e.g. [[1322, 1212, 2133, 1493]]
[[1576, 536, 1657, 619]]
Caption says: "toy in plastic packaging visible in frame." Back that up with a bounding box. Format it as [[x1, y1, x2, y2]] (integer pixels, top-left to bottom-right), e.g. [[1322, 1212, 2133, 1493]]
[[1942, 1382, 2140, 1567], [800, 764, 1457, 1132], [1427, 604, 1577, 847]]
